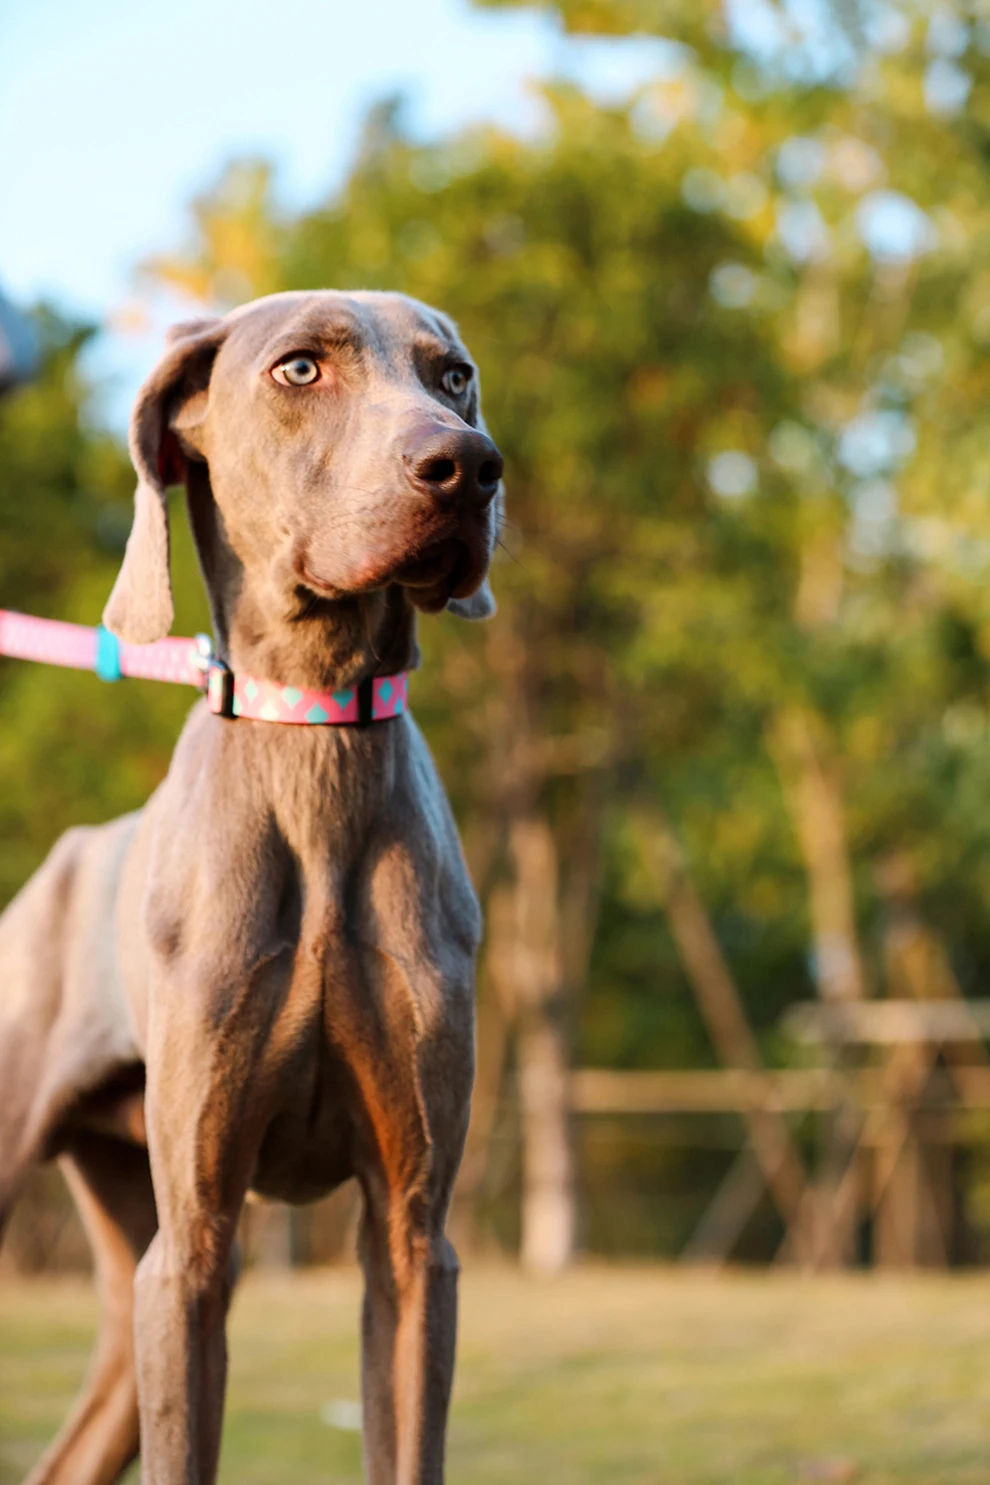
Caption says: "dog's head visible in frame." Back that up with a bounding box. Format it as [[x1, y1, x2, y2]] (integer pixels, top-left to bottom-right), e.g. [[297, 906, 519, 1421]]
[[103, 290, 502, 646]]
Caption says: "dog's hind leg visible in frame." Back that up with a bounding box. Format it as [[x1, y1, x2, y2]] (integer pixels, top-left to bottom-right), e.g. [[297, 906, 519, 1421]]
[[22, 1132, 157, 1485], [0, 860, 66, 1232], [0, 820, 140, 1242]]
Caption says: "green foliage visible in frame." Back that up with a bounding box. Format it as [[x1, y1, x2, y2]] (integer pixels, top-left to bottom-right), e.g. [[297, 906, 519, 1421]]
[[127, 2, 990, 1244], [9, 1, 990, 1253], [476, 0, 724, 49], [0, 312, 209, 905]]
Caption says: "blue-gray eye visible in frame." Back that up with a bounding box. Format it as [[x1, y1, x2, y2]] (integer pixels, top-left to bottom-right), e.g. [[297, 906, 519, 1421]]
[[273, 355, 320, 386], [442, 365, 471, 397]]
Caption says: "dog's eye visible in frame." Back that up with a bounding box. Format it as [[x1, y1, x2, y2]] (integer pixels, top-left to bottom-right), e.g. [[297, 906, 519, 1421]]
[[442, 365, 471, 398], [272, 355, 320, 387]]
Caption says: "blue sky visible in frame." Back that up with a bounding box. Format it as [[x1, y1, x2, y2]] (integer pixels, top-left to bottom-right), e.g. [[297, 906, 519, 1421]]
[[0, 1, 663, 310], [0, 0, 660, 419]]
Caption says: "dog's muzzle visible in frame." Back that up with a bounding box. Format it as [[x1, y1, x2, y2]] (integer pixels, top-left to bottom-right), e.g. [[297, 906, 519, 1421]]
[[402, 422, 503, 510]]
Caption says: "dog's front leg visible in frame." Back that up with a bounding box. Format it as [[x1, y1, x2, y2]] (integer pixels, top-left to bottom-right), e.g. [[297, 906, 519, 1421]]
[[331, 932, 474, 1485], [134, 948, 291, 1485], [359, 1184, 461, 1485]]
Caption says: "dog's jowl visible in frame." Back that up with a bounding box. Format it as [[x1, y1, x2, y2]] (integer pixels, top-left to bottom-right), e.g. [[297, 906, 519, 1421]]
[[0, 290, 503, 1485]]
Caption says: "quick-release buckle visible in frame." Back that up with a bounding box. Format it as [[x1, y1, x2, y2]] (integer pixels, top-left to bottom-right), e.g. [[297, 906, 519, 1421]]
[[192, 633, 214, 685], [356, 674, 374, 726]]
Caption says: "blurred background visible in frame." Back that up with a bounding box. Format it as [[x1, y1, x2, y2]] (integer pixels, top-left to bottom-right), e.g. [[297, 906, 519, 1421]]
[[9, 1, 990, 1478], [7, 0, 990, 1277], [13, 2, 990, 1473]]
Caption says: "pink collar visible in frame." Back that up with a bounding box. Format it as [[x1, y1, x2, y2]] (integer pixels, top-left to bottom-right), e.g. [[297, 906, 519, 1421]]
[[0, 610, 409, 726], [205, 660, 408, 724]]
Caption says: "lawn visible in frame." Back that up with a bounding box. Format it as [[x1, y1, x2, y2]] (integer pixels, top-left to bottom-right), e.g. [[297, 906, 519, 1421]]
[[2, 1265, 989, 1484]]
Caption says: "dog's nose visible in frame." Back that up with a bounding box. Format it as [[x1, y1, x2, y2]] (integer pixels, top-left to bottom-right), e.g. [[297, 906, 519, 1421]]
[[403, 426, 503, 508]]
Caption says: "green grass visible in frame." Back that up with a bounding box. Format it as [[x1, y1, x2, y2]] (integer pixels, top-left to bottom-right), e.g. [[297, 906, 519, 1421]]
[[3, 1266, 990, 1483]]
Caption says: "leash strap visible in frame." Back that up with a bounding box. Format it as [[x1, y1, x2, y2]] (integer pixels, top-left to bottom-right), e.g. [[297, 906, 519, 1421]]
[[0, 610, 203, 685], [0, 610, 409, 726]]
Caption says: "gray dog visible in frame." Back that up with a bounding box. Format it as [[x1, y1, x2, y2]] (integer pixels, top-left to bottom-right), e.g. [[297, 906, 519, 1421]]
[[0, 289, 503, 1485]]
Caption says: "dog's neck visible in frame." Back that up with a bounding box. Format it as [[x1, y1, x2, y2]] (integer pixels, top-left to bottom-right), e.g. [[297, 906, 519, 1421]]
[[186, 470, 420, 690], [224, 585, 419, 691]]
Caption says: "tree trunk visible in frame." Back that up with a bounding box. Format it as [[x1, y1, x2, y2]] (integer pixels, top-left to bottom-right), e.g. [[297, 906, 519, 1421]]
[[508, 813, 575, 1274], [241, 1199, 296, 1268], [518, 1006, 573, 1272], [769, 706, 866, 1003]]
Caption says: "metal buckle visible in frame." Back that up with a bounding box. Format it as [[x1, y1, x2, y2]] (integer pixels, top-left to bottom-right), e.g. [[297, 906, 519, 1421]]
[[194, 635, 236, 719], [192, 633, 214, 689], [206, 660, 235, 719]]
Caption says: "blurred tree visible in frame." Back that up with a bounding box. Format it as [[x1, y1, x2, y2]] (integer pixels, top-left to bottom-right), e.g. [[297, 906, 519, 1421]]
[[10, 0, 990, 1265], [129, 0, 990, 1263], [141, 83, 809, 1267], [0, 310, 209, 904]]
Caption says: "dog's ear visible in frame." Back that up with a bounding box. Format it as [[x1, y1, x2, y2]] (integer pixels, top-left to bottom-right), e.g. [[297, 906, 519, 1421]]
[[102, 317, 228, 644], [447, 580, 496, 620]]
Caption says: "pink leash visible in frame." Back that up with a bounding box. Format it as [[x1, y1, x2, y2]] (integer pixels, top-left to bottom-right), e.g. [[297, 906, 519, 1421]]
[[0, 610, 409, 726]]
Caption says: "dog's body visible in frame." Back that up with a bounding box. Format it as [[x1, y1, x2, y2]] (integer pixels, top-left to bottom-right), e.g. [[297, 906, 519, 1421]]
[[0, 290, 503, 1485]]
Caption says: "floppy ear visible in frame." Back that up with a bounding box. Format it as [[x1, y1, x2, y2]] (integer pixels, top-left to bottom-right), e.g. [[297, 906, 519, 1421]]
[[102, 317, 228, 644]]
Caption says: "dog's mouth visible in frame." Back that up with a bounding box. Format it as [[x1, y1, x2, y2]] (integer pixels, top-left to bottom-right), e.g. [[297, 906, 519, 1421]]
[[392, 539, 476, 613], [299, 532, 488, 614]]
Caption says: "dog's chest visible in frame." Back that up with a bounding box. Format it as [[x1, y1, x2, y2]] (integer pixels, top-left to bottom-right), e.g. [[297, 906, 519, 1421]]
[[249, 1037, 358, 1203]]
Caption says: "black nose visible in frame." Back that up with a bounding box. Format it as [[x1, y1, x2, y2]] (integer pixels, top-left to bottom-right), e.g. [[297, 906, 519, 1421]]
[[403, 425, 503, 508]]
